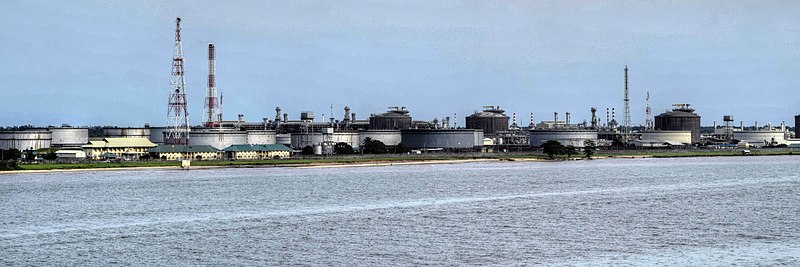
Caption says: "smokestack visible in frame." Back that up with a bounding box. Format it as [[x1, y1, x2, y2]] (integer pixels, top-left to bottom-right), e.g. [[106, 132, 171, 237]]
[[554, 112, 558, 129], [344, 106, 351, 122], [566, 112, 571, 127], [352, 113, 356, 121], [283, 113, 288, 123], [606, 108, 610, 127], [205, 43, 218, 124], [755, 121, 759, 130], [512, 112, 517, 126], [454, 113, 457, 129], [740, 121, 744, 130], [530, 112, 534, 128], [275, 106, 281, 121]]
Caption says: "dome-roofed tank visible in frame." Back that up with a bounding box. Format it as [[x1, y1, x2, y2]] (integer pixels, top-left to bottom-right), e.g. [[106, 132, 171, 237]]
[[466, 106, 509, 136], [369, 106, 412, 130], [654, 104, 701, 143]]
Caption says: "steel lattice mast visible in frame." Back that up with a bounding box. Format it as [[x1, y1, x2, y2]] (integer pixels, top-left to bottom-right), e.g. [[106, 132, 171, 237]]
[[204, 43, 218, 127], [166, 17, 190, 145]]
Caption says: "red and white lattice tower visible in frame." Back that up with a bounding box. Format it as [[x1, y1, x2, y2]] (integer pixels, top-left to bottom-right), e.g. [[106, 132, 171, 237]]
[[166, 17, 190, 145], [204, 43, 219, 127]]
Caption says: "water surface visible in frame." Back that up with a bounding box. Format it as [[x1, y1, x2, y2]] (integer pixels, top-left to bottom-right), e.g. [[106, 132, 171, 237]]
[[1, 156, 798, 265]]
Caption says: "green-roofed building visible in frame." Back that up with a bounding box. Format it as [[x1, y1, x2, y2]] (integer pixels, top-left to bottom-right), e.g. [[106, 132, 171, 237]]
[[147, 145, 221, 161], [222, 144, 292, 160], [82, 137, 157, 160]]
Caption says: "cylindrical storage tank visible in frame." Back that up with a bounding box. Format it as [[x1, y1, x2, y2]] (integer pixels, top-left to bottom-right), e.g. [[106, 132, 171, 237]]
[[313, 144, 323, 155], [466, 107, 509, 136], [359, 130, 402, 146], [291, 133, 324, 149], [369, 108, 412, 130], [322, 143, 334, 155], [638, 130, 692, 144], [0, 130, 52, 151], [732, 131, 787, 147], [148, 127, 167, 144], [654, 106, 701, 143], [48, 127, 89, 148], [276, 134, 292, 146], [795, 115, 800, 138], [330, 132, 361, 149], [247, 130, 277, 145], [103, 127, 151, 139], [529, 129, 598, 147], [189, 130, 248, 150], [400, 129, 484, 149]]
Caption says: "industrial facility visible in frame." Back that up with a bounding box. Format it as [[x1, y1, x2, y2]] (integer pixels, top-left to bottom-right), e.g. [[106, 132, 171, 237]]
[[3, 18, 799, 163]]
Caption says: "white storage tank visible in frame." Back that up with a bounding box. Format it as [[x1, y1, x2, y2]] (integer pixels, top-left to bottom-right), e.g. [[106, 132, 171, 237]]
[[148, 127, 167, 144], [0, 130, 52, 150], [48, 127, 89, 148], [103, 127, 150, 139], [529, 129, 598, 147], [247, 130, 277, 145], [400, 129, 484, 149], [638, 130, 692, 145], [359, 130, 402, 146], [276, 134, 292, 146], [189, 129, 248, 150]]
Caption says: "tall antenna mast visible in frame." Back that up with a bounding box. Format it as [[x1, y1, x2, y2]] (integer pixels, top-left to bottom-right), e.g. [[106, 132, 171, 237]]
[[623, 65, 631, 134], [204, 43, 219, 127], [166, 17, 190, 145], [645, 91, 653, 131]]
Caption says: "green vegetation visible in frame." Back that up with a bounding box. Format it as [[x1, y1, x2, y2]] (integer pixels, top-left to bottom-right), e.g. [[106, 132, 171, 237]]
[[333, 142, 354, 155], [583, 140, 596, 159], [3, 148, 797, 172], [361, 138, 388, 154], [542, 140, 565, 159]]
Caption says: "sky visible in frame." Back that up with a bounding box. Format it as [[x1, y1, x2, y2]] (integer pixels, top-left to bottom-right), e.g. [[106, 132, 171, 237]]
[[1, 0, 799, 127]]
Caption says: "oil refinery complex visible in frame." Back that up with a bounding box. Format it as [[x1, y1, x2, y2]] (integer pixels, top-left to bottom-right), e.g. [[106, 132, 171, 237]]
[[2, 18, 799, 161]]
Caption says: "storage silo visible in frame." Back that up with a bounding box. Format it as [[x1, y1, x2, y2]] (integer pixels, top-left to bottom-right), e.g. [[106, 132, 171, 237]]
[[465, 106, 509, 136], [369, 107, 412, 130], [48, 127, 89, 148], [654, 104, 701, 143]]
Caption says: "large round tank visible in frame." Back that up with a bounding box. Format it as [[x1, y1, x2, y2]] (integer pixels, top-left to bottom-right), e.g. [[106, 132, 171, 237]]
[[369, 107, 412, 130], [247, 130, 277, 145], [466, 106, 509, 136], [638, 130, 692, 144], [103, 127, 150, 139], [529, 129, 598, 147], [189, 129, 248, 150], [359, 130, 402, 146], [148, 127, 167, 144], [0, 130, 52, 151], [276, 134, 292, 146], [400, 129, 483, 149], [654, 105, 701, 143], [48, 127, 89, 147], [732, 131, 787, 147], [290, 132, 360, 149]]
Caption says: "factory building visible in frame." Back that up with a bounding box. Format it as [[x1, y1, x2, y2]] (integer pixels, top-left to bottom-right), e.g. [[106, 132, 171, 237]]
[[48, 127, 89, 148], [0, 130, 52, 151], [222, 144, 292, 160], [529, 129, 598, 147], [82, 138, 157, 160], [400, 129, 483, 150], [147, 145, 220, 160], [466, 106, 509, 136], [654, 104, 701, 143], [369, 107, 413, 130]]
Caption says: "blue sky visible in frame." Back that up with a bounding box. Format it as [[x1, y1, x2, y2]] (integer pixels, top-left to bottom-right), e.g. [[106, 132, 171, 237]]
[[1, 0, 799, 127]]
